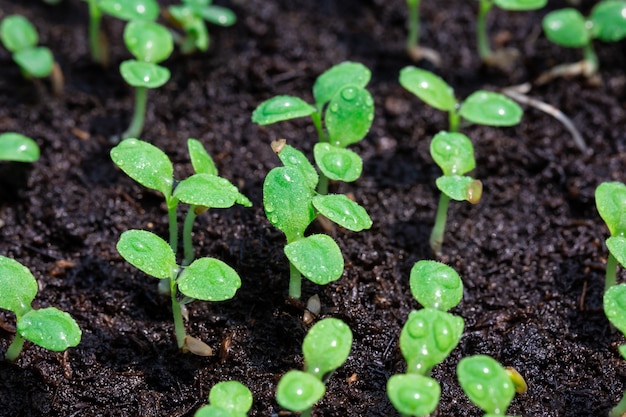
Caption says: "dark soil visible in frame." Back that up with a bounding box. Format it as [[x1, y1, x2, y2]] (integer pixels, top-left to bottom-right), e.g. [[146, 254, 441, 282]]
[[1, 0, 625, 416]]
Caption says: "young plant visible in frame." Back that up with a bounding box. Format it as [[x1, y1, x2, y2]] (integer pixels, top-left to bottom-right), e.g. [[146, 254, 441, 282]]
[[386, 260, 464, 416], [195, 380, 253, 417], [118, 20, 173, 141], [399, 66, 523, 133], [263, 140, 372, 299], [276, 318, 352, 417], [604, 284, 626, 417], [165, 0, 237, 54], [0, 132, 40, 162], [595, 181, 626, 291], [404, 0, 441, 65], [252, 61, 374, 194], [0, 255, 81, 361], [429, 131, 482, 254]]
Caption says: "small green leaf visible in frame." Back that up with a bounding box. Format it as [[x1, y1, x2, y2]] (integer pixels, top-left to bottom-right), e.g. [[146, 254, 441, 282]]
[[188, 138, 218, 175], [177, 257, 241, 301], [410, 260, 463, 311], [175, 174, 239, 209], [252, 96, 316, 125], [235, 193, 252, 208], [607, 236, 626, 269], [200, 6, 237, 26], [596, 182, 626, 237], [590, 0, 626, 42], [457, 355, 515, 415], [18, 307, 81, 352], [275, 143, 318, 190], [0, 132, 40, 162], [110, 138, 174, 198], [436, 176, 481, 202], [0, 255, 37, 316], [399, 66, 456, 113], [99, 0, 160, 21], [605, 283, 626, 335], [194, 405, 241, 417], [313, 61, 371, 109], [312, 194, 372, 232], [313, 143, 362, 182], [0, 15, 38, 53], [542, 8, 590, 48], [387, 374, 441, 417], [120, 60, 171, 88], [13, 47, 54, 78], [208, 381, 253, 414], [430, 131, 475, 176], [459, 91, 523, 127], [117, 230, 177, 279], [326, 86, 374, 147], [493, 0, 547, 11], [276, 370, 325, 412], [303, 318, 353, 378], [123, 20, 173, 63], [285, 234, 344, 285]]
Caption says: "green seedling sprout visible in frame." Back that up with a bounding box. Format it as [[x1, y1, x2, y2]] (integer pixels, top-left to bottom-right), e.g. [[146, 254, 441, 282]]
[[386, 260, 464, 416], [252, 61, 374, 194], [276, 318, 352, 417], [194, 381, 252, 417], [263, 140, 372, 299], [542, 1, 626, 80], [595, 181, 626, 291], [404, 0, 441, 65], [399, 66, 523, 133], [0, 132, 40, 162], [0, 255, 81, 361], [118, 20, 173, 141], [604, 284, 626, 417], [165, 0, 237, 54], [429, 131, 482, 254]]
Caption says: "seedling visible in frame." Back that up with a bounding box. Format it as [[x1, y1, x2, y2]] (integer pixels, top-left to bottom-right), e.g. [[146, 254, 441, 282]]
[[0, 255, 81, 361], [252, 61, 374, 194], [399, 66, 523, 133], [276, 318, 352, 417], [604, 284, 626, 417], [263, 140, 372, 299], [195, 380, 253, 417], [595, 181, 626, 290], [165, 0, 237, 54], [0, 132, 40, 162], [404, 0, 441, 65], [429, 131, 482, 254]]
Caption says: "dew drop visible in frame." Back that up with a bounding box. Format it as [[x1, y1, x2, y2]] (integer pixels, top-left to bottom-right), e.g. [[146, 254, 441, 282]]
[[407, 317, 427, 339], [330, 103, 339, 113], [341, 87, 357, 101], [433, 320, 454, 351]]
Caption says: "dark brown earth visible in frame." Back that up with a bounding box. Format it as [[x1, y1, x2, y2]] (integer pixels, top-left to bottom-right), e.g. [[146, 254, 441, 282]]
[[0, 0, 625, 416]]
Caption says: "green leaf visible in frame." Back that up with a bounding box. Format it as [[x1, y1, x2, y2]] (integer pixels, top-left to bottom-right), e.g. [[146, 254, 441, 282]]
[[110, 138, 174, 198], [99, 0, 160, 21], [326, 86, 374, 147], [208, 381, 253, 414], [175, 174, 239, 208], [200, 6, 237, 26], [0, 132, 40, 162], [274, 142, 318, 190], [0, 255, 37, 316], [313, 61, 371, 109], [263, 166, 315, 241], [605, 284, 626, 336], [188, 138, 218, 175], [313, 143, 362, 182], [399, 66, 457, 112], [542, 8, 590, 48], [436, 176, 482, 203], [117, 230, 177, 279], [387, 374, 441, 417], [312, 194, 372, 232], [18, 307, 81, 351], [13, 47, 54, 78], [459, 91, 523, 127], [596, 181, 626, 237], [493, 0, 547, 11], [194, 405, 242, 417], [285, 234, 344, 285], [410, 260, 463, 311], [177, 257, 241, 301], [457, 355, 515, 415], [0, 15, 38, 53], [276, 370, 325, 412], [120, 60, 171, 88], [252, 96, 316, 125], [590, 0, 626, 42], [607, 236, 626, 269], [302, 318, 353, 378], [400, 309, 464, 375], [430, 131, 475, 176], [123, 20, 173, 63]]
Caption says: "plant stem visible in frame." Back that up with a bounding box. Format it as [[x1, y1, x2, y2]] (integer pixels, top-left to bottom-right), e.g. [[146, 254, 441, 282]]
[[582, 42, 599, 77], [170, 277, 186, 349], [610, 391, 626, 417], [182, 207, 198, 266], [317, 175, 329, 195], [448, 111, 461, 133], [476, 0, 494, 62], [606, 252, 618, 291], [122, 86, 148, 140], [311, 112, 326, 143], [430, 192, 450, 254], [5, 332, 25, 361], [288, 261, 302, 299], [406, 0, 420, 52], [86, 0, 106, 66], [167, 197, 179, 255], [301, 408, 312, 417]]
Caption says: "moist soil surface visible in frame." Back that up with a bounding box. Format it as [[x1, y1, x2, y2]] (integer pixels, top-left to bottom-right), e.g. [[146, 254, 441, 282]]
[[0, 0, 625, 416]]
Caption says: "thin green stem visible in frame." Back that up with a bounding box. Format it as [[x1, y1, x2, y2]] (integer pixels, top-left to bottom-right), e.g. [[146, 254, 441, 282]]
[[122, 86, 148, 140], [609, 391, 626, 417], [477, 0, 494, 62], [406, 0, 420, 52], [430, 192, 451, 255], [86, 0, 106, 65], [448, 111, 461, 133], [166, 197, 179, 255], [317, 174, 329, 195], [301, 408, 312, 417], [311, 112, 326, 143], [288, 261, 302, 299], [582, 42, 599, 77], [5, 332, 26, 361], [606, 252, 618, 292], [182, 206, 199, 266], [170, 277, 187, 349]]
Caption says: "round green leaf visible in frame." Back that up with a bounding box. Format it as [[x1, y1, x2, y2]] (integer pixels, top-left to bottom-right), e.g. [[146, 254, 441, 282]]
[[590, 1, 626, 42], [493, 0, 547, 11], [436, 175, 482, 202], [303, 318, 352, 378], [276, 370, 325, 412], [607, 236, 626, 269], [275, 143, 318, 190], [123, 20, 173, 63], [251, 96, 316, 125], [209, 381, 253, 414], [542, 8, 590, 48], [457, 355, 515, 415], [200, 6, 237, 26], [0, 132, 40, 162], [430, 131, 475, 176], [604, 284, 626, 337], [13, 47, 54, 78], [285, 234, 344, 285], [312, 194, 372, 232], [18, 307, 81, 352], [110, 138, 174, 198], [313, 61, 371, 109], [387, 374, 441, 417], [188, 138, 218, 175], [313, 143, 362, 182], [410, 260, 463, 311], [177, 257, 241, 301], [0, 255, 37, 316], [174, 174, 239, 209], [99, 0, 160, 21], [326, 86, 374, 147], [120, 60, 171, 88], [399, 66, 456, 112], [194, 405, 241, 417], [595, 181, 626, 237], [459, 91, 523, 127], [116, 230, 177, 279], [0, 15, 38, 53]]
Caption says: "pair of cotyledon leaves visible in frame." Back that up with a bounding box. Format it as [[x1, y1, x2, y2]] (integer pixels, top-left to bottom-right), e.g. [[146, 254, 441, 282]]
[[0, 15, 54, 78], [194, 380, 252, 417], [0, 132, 40, 163]]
